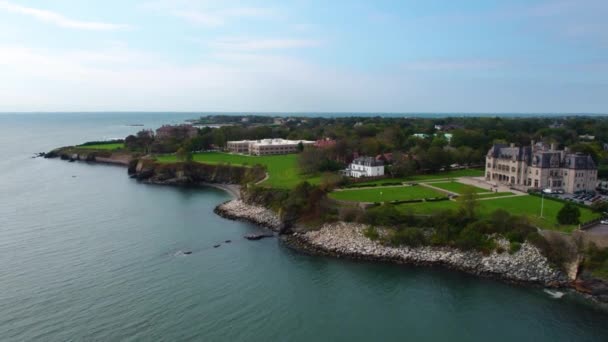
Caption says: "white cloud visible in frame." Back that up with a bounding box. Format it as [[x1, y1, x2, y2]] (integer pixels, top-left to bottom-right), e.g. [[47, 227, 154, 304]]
[[0, 0, 129, 31], [208, 37, 322, 51], [173, 7, 278, 27], [400, 59, 507, 72], [0, 44, 408, 112]]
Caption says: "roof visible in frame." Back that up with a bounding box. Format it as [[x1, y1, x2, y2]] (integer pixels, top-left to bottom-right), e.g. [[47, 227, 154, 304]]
[[488, 143, 596, 170], [563, 153, 596, 170], [227, 139, 315, 146], [352, 156, 384, 167]]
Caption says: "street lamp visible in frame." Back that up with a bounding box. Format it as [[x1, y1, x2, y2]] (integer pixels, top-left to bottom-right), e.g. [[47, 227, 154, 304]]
[[540, 188, 551, 218], [540, 191, 545, 218]]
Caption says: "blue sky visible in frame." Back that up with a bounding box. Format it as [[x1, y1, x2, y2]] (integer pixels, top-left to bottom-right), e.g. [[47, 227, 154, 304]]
[[0, 0, 606, 113]]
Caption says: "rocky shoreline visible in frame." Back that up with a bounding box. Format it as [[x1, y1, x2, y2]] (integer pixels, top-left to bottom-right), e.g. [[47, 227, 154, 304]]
[[284, 222, 569, 286], [214, 200, 282, 231], [212, 200, 568, 286]]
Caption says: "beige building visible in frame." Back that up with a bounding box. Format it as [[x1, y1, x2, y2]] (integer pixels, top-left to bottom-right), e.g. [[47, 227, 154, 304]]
[[226, 139, 314, 156], [486, 141, 597, 193]]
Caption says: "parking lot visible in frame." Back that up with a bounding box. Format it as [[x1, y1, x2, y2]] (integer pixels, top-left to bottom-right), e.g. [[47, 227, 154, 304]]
[[551, 191, 608, 207]]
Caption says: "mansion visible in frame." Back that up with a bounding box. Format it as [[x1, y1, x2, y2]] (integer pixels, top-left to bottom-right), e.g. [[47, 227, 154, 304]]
[[226, 139, 314, 156], [342, 157, 385, 178], [485, 141, 597, 193]]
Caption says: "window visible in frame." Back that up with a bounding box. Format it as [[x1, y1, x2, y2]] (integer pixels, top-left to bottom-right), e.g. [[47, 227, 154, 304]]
[[535, 170, 539, 175]]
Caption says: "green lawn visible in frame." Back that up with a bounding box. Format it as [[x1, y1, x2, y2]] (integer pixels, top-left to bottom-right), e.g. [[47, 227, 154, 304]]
[[353, 168, 484, 186], [155, 152, 319, 189], [395, 195, 600, 233], [428, 181, 489, 194], [77, 143, 124, 150], [329, 185, 444, 203], [476, 192, 514, 199]]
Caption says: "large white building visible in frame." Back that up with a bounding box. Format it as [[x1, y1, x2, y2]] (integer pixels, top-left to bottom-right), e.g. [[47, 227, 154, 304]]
[[226, 139, 314, 155], [343, 157, 385, 178], [486, 141, 597, 193]]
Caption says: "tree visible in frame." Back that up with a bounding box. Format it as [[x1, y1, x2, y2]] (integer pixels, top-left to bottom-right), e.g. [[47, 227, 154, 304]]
[[458, 188, 479, 221], [297, 141, 304, 153], [557, 203, 581, 225], [591, 200, 608, 213], [176, 146, 193, 163]]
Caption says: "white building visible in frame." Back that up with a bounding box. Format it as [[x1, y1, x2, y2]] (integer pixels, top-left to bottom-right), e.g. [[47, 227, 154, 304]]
[[226, 138, 314, 155], [343, 157, 385, 178]]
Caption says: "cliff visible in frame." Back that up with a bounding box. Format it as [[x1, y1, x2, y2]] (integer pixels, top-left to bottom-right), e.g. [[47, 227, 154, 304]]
[[130, 159, 265, 185]]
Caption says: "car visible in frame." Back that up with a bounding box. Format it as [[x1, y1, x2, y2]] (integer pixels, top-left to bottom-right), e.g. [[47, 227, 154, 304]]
[[601, 220, 608, 225]]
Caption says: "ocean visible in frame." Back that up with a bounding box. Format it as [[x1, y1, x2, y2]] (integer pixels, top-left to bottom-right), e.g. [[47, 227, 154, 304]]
[[1, 112, 607, 341]]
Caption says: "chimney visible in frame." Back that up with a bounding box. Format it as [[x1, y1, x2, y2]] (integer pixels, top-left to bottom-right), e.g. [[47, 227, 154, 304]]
[[564, 146, 570, 153], [510, 143, 515, 148], [550, 143, 556, 151], [531, 140, 535, 150]]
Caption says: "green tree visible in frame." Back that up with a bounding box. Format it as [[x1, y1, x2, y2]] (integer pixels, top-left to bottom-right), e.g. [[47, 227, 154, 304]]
[[458, 188, 479, 221], [557, 203, 581, 225], [176, 146, 193, 163]]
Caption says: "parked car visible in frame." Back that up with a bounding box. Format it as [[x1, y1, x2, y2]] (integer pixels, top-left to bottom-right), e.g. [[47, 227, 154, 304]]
[[601, 220, 608, 224]]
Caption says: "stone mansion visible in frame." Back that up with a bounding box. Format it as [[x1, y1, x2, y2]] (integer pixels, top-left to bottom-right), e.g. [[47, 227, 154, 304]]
[[485, 141, 597, 193]]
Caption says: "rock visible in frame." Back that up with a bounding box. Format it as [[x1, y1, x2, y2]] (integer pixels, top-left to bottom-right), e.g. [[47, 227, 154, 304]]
[[287, 222, 565, 286], [213, 244, 221, 248], [183, 251, 192, 255], [244, 233, 274, 240], [44, 151, 58, 158], [225, 240, 232, 243], [214, 200, 282, 231]]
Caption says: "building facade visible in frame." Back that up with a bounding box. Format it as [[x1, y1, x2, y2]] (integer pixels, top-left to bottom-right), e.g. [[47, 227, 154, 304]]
[[155, 124, 198, 140], [485, 141, 597, 193], [343, 157, 385, 178], [226, 139, 315, 156]]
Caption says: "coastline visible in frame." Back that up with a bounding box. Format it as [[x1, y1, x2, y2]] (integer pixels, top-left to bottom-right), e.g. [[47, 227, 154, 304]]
[[47, 155, 606, 302], [212, 199, 568, 287]]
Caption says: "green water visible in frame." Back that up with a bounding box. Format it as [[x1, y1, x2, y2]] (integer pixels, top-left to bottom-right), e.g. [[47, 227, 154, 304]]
[[1, 113, 607, 341]]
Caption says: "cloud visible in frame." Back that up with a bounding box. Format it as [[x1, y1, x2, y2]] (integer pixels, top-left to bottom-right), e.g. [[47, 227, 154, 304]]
[[207, 37, 322, 51], [0, 0, 129, 31], [400, 59, 507, 72], [168, 6, 279, 27]]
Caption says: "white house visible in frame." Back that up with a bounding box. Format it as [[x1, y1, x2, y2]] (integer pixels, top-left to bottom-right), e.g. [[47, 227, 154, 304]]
[[343, 157, 385, 178]]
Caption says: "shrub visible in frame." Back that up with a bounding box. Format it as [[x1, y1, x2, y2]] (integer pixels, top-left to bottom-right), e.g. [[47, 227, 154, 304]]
[[557, 203, 581, 225], [454, 224, 495, 252], [363, 204, 405, 226], [388, 227, 427, 247], [509, 241, 522, 254], [340, 207, 362, 222], [527, 232, 571, 270], [363, 226, 380, 241]]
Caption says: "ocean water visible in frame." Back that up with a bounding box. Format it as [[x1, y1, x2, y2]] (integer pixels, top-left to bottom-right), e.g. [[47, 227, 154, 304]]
[[1, 113, 607, 341]]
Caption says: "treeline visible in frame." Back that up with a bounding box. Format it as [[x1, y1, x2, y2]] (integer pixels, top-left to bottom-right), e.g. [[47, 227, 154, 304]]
[[122, 116, 608, 173]]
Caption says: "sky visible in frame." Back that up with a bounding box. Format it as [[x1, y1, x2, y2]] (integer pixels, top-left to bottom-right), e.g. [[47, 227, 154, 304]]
[[0, 0, 606, 113]]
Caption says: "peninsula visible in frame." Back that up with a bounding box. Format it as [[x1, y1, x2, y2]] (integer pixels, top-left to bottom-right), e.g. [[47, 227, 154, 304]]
[[45, 115, 608, 303]]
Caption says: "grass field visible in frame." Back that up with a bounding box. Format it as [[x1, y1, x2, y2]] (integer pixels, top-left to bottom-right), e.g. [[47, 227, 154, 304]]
[[428, 181, 489, 194], [476, 192, 515, 199], [329, 185, 443, 202], [156, 152, 319, 188], [77, 143, 124, 150], [395, 195, 600, 232], [354, 168, 484, 186]]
